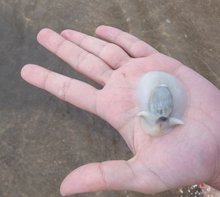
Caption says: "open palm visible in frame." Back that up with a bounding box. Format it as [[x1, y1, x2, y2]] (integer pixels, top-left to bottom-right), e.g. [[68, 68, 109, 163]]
[[21, 26, 220, 196]]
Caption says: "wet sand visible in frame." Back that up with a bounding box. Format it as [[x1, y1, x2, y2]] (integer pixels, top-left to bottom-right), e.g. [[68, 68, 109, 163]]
[[1, 1, 220, 196]]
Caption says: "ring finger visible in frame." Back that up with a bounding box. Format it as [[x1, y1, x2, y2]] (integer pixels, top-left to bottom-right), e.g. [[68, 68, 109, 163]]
[[60, 29, 131, 69], [37, 28, 112, 86]]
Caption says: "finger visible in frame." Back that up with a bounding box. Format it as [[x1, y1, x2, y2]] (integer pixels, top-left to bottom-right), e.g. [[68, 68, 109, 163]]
[[60, 160, 144, 196], [95, 25, 158, 58], [61, 29, 130, 69], [21, 64, 98, 114], [37, 28, 112, 86]]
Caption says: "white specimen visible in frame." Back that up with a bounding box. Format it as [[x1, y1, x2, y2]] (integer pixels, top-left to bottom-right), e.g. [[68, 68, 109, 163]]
[[136, 71, 186, 137]]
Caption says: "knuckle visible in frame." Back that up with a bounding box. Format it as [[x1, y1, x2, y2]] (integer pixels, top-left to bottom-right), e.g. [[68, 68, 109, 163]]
[[57, 78, 72, 100]]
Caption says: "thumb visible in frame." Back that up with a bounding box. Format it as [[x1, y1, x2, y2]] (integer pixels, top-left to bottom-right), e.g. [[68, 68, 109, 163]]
[[60, 160, 142, 196]]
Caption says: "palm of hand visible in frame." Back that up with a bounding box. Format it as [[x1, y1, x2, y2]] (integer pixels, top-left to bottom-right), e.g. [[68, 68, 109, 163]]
[[21, 26, 220, 195]]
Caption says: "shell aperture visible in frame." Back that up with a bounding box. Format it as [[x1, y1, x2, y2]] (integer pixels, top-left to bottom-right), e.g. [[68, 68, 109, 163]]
[[136, 71, 186, 137]]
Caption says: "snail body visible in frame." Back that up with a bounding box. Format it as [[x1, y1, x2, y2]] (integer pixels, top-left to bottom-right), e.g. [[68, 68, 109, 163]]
[[136, 71, 186, 137]]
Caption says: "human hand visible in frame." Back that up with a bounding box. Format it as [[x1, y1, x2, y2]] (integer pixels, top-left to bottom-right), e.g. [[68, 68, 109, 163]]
[[21, 26, 220, 196], [199, 184, 220, 197]]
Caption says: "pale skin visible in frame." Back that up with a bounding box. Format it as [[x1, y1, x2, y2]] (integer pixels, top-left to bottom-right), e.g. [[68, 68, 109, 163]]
[[21, 25, 220, 196]]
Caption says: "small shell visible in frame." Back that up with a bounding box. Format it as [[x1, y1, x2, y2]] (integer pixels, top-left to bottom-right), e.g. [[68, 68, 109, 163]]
[[148, 85, 173, 119], [136, 71, 186, 137]]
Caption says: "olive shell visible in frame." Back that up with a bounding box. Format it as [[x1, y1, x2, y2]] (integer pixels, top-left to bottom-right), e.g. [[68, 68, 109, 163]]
[[136, 71, 186, 137], [148, 85, 173, 119]]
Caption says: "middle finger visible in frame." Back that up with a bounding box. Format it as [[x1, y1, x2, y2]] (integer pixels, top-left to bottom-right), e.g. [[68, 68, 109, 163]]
[[37, 28, 112, 86]]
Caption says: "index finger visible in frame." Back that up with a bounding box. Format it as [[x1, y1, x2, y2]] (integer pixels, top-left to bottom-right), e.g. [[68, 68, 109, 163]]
[[21, 64, 98, 114]]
